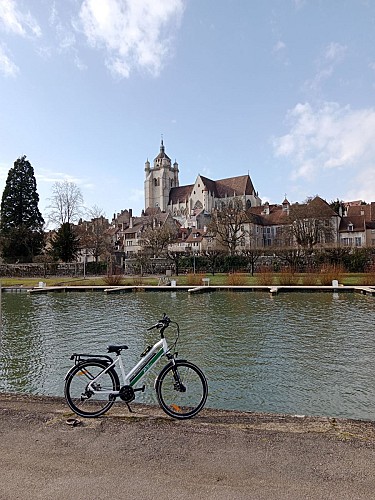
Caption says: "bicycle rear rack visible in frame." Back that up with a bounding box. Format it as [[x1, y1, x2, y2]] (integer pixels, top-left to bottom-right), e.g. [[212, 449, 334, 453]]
[[70, 353, 114, 365]]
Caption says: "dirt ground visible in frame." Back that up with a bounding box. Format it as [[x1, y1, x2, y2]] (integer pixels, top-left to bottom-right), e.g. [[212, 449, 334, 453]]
[[1, 392, 375, 500]]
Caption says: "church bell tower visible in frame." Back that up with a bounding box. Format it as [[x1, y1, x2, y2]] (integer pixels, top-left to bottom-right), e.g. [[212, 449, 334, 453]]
[[144, 139, 179, 212]]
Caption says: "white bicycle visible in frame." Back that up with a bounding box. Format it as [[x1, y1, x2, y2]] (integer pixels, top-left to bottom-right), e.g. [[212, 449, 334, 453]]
[[64, 314, 208, 420]]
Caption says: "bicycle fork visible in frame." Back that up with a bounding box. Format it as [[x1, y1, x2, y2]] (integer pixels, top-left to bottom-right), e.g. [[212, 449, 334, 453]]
[[170, 359, 186, 393]]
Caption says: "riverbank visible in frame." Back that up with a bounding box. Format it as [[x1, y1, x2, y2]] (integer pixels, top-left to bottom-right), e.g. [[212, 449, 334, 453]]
[[1, 393, 375, 499], [0, 271, 374, 289], [1, 282, 375, 297]]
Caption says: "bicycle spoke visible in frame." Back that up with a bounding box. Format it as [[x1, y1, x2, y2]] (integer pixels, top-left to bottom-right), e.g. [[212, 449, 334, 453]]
[[65, 361, 119, 418], [156, 361, 208, 419]]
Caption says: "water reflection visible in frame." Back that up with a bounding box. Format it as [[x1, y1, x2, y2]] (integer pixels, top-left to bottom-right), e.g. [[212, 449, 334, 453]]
[[0, 291, 375, 420]]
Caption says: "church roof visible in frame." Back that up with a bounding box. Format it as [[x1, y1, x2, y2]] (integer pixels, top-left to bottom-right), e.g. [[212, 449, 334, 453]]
[[168, 174, 256, 206], [169, 184, 194, 204], [214, 175, 255, 197]]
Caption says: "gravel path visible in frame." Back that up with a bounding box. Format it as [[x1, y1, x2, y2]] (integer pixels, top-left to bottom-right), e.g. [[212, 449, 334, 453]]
[[1, 393, 375, 499]]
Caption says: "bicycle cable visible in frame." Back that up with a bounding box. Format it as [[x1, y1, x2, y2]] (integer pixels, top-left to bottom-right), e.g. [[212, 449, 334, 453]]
[[165, 321, 180, 355]]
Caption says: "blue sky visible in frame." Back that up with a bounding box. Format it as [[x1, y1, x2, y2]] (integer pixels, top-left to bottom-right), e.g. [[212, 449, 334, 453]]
[[1, 0, 375, 227]]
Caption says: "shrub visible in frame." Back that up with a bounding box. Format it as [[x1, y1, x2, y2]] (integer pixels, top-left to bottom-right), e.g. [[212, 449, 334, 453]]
[[256, 266, 274, 285], [301, 269, 320, 286], [132, 275, 144, 286], [277, 267, 299, 286], [185, 273, 205, 286], [319, 265, 344, 286], [103, 274, 124, 286], [362, 265, 375, 286], [225, 273, 246, 286]]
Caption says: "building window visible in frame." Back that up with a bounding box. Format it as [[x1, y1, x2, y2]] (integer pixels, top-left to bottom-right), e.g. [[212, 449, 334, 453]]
[[341, 237, 353, 246], [355, 237, 361, 247]]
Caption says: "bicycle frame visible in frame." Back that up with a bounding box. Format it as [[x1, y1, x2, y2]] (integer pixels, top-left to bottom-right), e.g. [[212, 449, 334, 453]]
[[84, 337, 169, 397]]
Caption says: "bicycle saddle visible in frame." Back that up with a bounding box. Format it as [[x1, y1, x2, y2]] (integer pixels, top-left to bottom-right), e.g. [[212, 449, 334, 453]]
[[107, 344, 128, 354]]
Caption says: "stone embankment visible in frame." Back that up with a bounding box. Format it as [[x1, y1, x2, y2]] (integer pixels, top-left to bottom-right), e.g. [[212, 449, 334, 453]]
[[1, 392, 375, 499]]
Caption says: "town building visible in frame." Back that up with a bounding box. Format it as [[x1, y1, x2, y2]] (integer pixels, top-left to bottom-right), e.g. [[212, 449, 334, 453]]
[[78, 141, 375, 268], [144, 139, 262, 221]]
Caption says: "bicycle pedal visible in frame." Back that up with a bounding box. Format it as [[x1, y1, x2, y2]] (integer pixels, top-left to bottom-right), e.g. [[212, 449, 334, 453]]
[[134, 385, 145, 393]]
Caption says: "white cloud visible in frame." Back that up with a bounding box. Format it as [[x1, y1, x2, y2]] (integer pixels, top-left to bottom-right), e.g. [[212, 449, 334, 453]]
[[0, 44, 19, 76], [77, 0, 185, 78], [0, 0, 41, 37], [273, 40, 286, 52], [273, 101, 375, 200], [304, 41, 347, 93], [37, 168, 84, 186], [325, 42, 347, 62]]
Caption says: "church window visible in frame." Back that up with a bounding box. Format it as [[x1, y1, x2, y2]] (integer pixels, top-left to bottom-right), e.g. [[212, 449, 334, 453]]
[[246, 200, 251, 209], [154, 179, 157, 187]]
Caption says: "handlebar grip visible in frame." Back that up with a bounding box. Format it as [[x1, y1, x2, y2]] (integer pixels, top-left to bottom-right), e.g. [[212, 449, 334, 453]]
[[147, 317, 171, 331]]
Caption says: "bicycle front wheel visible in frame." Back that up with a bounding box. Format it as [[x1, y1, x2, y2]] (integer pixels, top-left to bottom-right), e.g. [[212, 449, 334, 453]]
[[156, 360, 208, 419], [64, 360, 120, 418]]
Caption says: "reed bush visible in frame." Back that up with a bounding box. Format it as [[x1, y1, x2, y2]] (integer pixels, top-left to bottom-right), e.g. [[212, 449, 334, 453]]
[[301, 270, 320, 286], [103, 274, 124, 286], [256, 266, 274, 285], [132, 275, 144, 286], [225, 273, 247, 286], [277, 267, 299, 286], [185, 273, 205, 286], [362, 265, 375, 286], [319, 264, 344, 286]]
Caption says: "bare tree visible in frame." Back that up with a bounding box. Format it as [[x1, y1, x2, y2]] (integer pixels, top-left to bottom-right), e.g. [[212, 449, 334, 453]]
[[241, 248, 261, 276], [77, 206, 110, 265], [208, 199, 250, 255], [286, 197, 337, 251], [204, 249, 224, 275], [140, 223, 178, 258], [47, 181, 84, 226]]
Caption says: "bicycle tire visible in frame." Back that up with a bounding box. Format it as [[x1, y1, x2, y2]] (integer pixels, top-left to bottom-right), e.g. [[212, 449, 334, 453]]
[[155, 360, 208, 419], [64, 360, 120, 418]]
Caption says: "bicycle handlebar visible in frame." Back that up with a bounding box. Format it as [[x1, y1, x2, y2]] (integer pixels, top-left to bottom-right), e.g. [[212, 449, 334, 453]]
[[147, 313, 171, 331]]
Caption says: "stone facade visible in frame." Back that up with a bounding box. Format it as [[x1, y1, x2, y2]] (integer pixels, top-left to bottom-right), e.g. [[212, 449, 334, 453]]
[[144, 140, 262, 222]]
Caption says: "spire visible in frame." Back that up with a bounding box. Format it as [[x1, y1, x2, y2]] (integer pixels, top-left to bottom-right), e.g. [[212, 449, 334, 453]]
[[160, 134, 164, 154]]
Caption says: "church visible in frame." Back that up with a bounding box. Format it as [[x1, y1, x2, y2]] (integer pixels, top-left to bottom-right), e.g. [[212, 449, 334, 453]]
[[144, 140, 262, 220]]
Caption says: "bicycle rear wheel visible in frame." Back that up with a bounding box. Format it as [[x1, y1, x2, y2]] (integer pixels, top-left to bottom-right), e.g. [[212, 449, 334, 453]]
[[155, 360, 208, 419], [64, 360, 120, 418]]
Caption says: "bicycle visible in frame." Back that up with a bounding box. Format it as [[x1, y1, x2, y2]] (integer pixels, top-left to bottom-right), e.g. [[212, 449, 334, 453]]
[[64, 314, 208, 420]]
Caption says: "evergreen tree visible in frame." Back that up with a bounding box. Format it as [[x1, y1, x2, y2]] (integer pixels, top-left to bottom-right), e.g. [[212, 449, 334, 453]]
[[0, 155, 45, 262], [51, 223, 80, 262]]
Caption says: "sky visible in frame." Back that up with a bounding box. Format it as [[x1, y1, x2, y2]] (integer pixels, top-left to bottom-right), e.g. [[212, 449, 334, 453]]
[[1, 0, 375, 227]]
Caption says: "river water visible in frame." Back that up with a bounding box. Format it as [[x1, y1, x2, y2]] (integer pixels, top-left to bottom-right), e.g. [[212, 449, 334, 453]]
[[0, 290, 374, 420]]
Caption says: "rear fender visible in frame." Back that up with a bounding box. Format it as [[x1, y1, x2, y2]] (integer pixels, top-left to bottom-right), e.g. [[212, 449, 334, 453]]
[[65, 358, 119, 386]]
